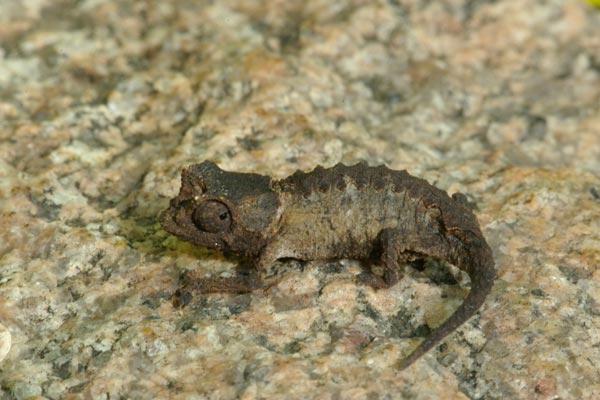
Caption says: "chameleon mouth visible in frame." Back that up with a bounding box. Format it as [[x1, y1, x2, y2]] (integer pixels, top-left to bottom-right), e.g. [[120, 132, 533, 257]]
[[160, 196, 194, 235], [161, 206, 198, 245], [159, 206, 178, 235]]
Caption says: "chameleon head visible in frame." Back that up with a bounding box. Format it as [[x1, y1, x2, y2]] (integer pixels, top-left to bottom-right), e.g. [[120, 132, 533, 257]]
[[161, 161, 280, 256]]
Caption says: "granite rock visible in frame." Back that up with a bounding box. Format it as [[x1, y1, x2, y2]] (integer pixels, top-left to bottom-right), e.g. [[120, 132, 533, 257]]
[[1, 0, 599, 399]]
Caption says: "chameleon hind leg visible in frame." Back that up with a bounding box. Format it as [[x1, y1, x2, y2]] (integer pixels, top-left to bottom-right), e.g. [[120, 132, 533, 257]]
[[357, 229, 405, 289], [357, 227, 449, 289]]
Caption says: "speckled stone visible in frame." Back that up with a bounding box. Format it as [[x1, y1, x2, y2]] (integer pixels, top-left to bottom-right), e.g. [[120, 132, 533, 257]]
[[0, 323, 10, 364], [1, 0, 600, 399]]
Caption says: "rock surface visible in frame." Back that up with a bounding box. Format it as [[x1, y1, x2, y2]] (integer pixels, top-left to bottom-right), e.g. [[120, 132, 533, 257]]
[[1, 1, 599, 399]]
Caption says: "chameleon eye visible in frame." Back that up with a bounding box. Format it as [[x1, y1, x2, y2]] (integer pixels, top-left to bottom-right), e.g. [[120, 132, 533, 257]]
[[192, 200, 231, 233]]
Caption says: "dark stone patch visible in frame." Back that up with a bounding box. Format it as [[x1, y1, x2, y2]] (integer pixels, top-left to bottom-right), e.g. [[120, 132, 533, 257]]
[[390, 306, 431, 339], [28, 190, 61, 221], [53, 359, 72, 380], [530, 288, 547, 297], [558, 264, 591, 284], [590, 187, 600, 202], [283, 341, 302, 354], [237, 136, 261, 151], [523, 115, 547, 141]]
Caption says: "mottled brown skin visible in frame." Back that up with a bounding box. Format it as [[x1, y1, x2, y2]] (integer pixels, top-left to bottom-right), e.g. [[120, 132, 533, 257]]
[[161, 161, 495, 369]]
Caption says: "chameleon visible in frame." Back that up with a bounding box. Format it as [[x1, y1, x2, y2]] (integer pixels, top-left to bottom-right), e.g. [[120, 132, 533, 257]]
[[161, 161, 495, 369]]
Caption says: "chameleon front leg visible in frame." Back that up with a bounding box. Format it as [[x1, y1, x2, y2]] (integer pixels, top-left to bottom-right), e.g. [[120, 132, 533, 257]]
[[179, 268, 264, 293], [178, 247, 284, 294]]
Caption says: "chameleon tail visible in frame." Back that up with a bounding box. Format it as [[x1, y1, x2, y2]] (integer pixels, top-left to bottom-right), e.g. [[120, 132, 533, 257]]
[[397, 238, 495, 370]]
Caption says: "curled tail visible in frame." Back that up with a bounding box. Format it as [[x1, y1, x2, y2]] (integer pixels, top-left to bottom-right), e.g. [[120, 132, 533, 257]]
[[397, 237, 495, 370]]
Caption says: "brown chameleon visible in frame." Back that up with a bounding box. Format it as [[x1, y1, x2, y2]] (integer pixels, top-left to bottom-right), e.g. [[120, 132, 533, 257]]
[[161, 161, 495, 369]]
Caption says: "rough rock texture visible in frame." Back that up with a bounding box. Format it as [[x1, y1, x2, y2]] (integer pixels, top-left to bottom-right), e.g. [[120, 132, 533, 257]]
[[1, 1, 599, 399]]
